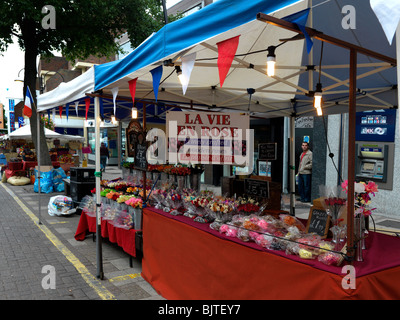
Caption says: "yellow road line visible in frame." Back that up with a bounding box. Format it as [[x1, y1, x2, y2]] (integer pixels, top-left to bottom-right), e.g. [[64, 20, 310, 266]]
[[1, 182, 116, 300], [108, 273, 141, 283]]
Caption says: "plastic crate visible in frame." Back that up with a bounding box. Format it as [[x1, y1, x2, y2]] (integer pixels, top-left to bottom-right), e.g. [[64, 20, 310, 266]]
[[70, 167, 95, 182]]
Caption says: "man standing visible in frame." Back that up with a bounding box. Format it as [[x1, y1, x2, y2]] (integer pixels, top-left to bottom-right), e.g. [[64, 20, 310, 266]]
[[100, 142, 109, 172], [298, 142, 312, 203]]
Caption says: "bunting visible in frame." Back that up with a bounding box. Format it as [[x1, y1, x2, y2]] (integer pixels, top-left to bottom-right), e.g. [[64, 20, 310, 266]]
[[150, 66, 163, 101], [85, 98, 90, 120], [111, 87, 119, 115], [217, 35, 240, 87], [52, 108, 55, 124], [370, 0, 400, 45], [128, 78, 138, 105], [282, 8, 313, 54], [75, 101, 79, 116], [181, 53, 196, 95], [66, 104, 69, 121], [59, 105, 63, 119]]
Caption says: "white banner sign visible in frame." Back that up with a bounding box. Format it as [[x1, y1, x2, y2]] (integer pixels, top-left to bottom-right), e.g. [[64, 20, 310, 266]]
[[166, 111, 253, 168]]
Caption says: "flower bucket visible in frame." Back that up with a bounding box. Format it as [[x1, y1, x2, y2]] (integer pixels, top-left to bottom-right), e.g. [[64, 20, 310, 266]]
[[133, 208, 142, 229]]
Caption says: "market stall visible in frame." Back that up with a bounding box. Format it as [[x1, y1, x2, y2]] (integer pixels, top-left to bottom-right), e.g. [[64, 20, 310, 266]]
[[37, 0, 399, 298], [2, 125, 84, 179]]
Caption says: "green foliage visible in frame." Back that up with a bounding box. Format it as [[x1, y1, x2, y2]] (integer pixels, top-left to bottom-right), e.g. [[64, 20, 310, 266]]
[[0, 0, 166, 60]]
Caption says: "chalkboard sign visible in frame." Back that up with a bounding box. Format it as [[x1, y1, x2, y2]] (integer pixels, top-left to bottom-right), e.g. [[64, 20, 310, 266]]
[[305, 207, 330, 238], [244, 179, 269, 198], [258, 143, 277, 161], [135, 142, 147, 171]]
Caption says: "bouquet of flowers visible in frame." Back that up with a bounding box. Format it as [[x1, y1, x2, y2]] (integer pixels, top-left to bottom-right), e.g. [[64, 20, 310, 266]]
[[341, 180, 378, 217], [207, 197, 236, 231], [164, 191, 183, 216], [319, 185, 347, 224], [125, 197, 143, 209]]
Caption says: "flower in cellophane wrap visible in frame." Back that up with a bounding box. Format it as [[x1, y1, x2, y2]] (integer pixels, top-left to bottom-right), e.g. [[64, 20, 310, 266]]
[[165, 191, 183, 216], [182, 192, 198, 219], [207, 197, 236, 231], [319, 185, 347, 225]]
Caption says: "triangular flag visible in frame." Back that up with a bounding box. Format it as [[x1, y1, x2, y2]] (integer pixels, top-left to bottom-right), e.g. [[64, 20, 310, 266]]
[[128, 79, 137, 105], [52, 108, 55, 123], [111, 87, 119, 115], [181, 53, 196, 95], [150, 66, 163, 101], [75, 101, 79, 116], [282, 8, 313, 54], [47, 110, 50, 122], [85, 98, 90, 120], [23, 86, 34, 118], [59, 105, 63, 119], [370, 0, 400, 45], [66, 104, 69, 121], [99, 98, 104, 119], [217, 35, 240, 87]]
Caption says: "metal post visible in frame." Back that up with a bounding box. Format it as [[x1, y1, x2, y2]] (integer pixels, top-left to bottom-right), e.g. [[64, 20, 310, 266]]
[[289, 114, 296, 216], [94, 96, 104, 279], [346, 49, 357, 261], [36, 112, 42, 225]]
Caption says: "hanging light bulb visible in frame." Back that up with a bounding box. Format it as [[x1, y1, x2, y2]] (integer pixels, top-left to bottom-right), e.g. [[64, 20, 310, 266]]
[[266, 46, 276, 77], [314, 83, 323, 116], [111, 115, 117, 124], [132, 107, 138, 119], [175, 66, 186, 85]]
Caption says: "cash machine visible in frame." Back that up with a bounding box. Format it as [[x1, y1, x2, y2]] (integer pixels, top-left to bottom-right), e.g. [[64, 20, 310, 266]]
[[355, 109, 396, 190]]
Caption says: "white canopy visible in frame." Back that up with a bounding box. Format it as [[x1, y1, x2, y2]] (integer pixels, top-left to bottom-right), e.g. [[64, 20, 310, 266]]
[[37, 67, 95, 111], [6, 125, 84, 141]]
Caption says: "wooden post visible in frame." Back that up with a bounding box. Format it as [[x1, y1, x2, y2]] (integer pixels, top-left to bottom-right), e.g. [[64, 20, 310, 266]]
[[346, 49, 357, 261]]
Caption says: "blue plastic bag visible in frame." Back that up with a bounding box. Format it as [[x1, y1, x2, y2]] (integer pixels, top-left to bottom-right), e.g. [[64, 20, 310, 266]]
[[34, 169, 54, 194], [52, 167, 67, 192]]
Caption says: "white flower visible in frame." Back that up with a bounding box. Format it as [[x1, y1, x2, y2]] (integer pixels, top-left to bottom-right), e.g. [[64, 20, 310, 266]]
[[354, 182, 365, 193]]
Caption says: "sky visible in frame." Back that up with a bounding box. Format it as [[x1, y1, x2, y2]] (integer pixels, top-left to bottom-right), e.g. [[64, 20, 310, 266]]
[[0, 0, 182, 107]]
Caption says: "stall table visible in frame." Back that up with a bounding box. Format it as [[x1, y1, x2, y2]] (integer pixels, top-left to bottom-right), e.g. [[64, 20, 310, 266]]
[[74, 210, 141, 263], [141, 207, 400, 300]]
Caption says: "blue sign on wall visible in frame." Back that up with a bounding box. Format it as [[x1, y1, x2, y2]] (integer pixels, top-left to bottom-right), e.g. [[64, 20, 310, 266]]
[[355, 109, 397, 142], [18, 117, 24, 128]]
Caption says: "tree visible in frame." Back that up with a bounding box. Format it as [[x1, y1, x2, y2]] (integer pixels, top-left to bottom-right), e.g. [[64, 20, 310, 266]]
[[0, 0, 166, 165]]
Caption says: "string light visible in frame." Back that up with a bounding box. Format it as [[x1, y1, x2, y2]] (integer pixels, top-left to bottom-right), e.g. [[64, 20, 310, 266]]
[[314, 83, 323, 116], [132, 107, 138, 119], [266, 46, 276, 77], [175, 66, 186, 85]]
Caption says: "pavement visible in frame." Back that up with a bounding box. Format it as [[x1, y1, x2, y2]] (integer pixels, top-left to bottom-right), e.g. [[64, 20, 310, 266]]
[[1, 166, 399, 300], [0, 166, 164, 300]]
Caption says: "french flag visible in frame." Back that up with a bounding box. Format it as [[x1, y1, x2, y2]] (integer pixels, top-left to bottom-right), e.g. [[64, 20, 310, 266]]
[[23, 86, 34, 118]]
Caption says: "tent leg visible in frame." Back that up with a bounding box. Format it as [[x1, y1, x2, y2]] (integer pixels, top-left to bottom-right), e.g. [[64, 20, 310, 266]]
[[36, 112, 42, 225], [289, 114, 296, 216], [95, 96, 104, 279], [346, 49, 357, 261]]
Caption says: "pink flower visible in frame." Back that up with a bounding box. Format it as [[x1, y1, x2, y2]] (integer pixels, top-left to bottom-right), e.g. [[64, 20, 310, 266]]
[[365, 181, 378, 194]]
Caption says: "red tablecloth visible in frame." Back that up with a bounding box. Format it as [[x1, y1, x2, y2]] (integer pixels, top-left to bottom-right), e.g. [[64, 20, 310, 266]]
[[142, 207, 400, 300], [22, 160, 37, 171], [74, 211, 139, 257]]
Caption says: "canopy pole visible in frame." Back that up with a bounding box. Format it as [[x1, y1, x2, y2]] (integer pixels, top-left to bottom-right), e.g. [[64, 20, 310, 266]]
[[346, 49, 357, 261], [289, 113, 296, 216], [94, 96, 104, 279], [36, 111, 42, 225], [142, 102, 147, 223]]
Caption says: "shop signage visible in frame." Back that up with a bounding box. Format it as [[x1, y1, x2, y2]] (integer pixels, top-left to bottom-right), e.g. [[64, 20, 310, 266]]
[[355, 109, 396, 142], [244, 178, 269, 199], [305, 208, 330, 238], [166, 111, 252, 170], [258, 143, 277, 161]]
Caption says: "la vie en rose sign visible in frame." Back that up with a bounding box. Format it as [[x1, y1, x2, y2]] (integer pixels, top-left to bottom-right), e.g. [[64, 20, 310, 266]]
[[147, 111, 253, 172]]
